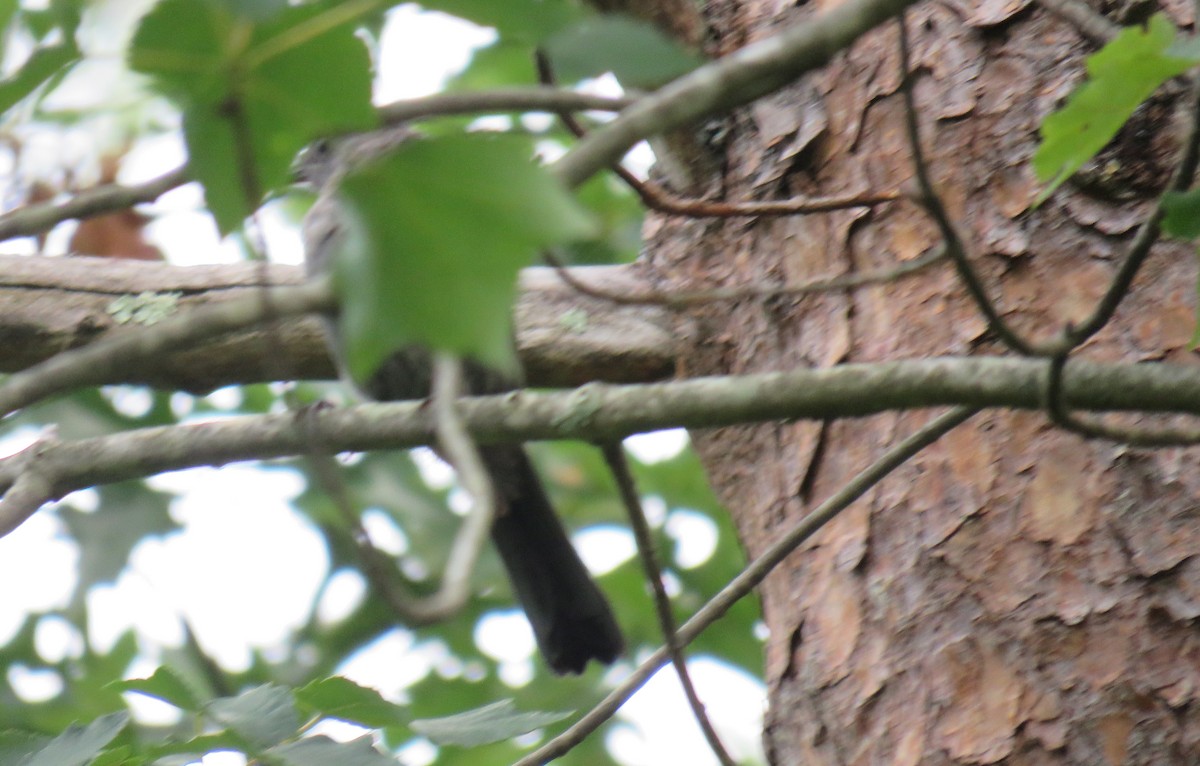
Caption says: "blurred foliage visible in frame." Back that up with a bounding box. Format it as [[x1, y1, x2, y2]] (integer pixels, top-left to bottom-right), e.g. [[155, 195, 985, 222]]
[[542, 14, 703, 88], [0, 0, 83, 115], [0, 1, 760, 765]]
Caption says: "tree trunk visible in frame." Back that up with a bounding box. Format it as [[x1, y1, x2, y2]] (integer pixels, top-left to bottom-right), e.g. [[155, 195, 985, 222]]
[[649, 0, 1200, 763]]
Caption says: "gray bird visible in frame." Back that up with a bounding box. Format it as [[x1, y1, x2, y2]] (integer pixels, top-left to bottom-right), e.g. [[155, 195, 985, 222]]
[[299, 127, 623, 674]]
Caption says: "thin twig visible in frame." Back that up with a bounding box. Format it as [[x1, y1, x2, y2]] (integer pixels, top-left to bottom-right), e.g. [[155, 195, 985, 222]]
[[182, 620, 235, 698], [1056, 79, 1200, 351], [0, 164, 190, 243], [1041, 78, 1200, 441], [1035, 0, 1120, 44], [378, 86, 632, 124], [633, 177, 899, 217], [299, 407, 444, 625], [515, 407, 978, 766], [317, 456, 440, 622], [299, 389, 496, 626], [426, 354, 496, 615], [536, 50, 896, 220], [553, 0, 922, 188], [897, 14, 1036, 356], [1043, 333, 1200, 446], [0, 89, 629, 245], [544, 244, 947, 307], [599, 441, 737, 766]]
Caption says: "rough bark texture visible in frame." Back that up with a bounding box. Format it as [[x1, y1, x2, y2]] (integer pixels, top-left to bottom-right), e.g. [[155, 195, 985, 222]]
[[646, 0, 1200, 763]]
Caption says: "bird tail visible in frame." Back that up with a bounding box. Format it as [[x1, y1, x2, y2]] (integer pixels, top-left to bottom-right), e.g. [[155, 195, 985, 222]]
[[482, 445, 624, 674]]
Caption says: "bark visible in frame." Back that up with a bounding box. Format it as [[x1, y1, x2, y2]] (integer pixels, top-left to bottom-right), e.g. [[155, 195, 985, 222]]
[[0, 255, 676, 391], [648, 0, 1200, 763]]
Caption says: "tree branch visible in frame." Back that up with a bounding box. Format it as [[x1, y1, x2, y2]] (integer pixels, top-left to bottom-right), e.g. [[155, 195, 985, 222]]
[[537, 50, 897, 220], [0, 276, 334, 418], [544, 244, 946, 307], [6, 356, 1200, 537], [553, 0, 921, 188], [1045, 348, 1200, 446], [378, 87, 631, 124], [0, 255, 678, 392]]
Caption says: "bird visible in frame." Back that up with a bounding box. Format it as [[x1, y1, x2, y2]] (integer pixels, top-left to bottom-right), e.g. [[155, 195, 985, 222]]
[[298, 127, 624, 674]]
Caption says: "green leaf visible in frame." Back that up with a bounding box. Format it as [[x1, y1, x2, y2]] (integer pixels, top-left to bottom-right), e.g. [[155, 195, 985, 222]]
[[268, 735, 397, 766], [0, 730, 47, 765], [129, 0, 377, 232], [410, 699, 572, 747], [0, 1, 18, 57], [422, 0, 581, 42], [88, 744, 143, 766], [23, 711, 128, 766], [72, 631, 141, 710], [1034, 14, 1199, 201], [0, 39, 80, 115], [543, 14, 704, 88], [143, 730, 245, 762], [294, 677, 407, 729], [180, 105, 258, 233], [1162, 188, 1200, 239], [445, 38, 538, 91], [207, 684, 298, 750], [111, 666, 205, 712], [126, 0, 233, 102], [24, 0, 83, 40], [334, 133, 597, 377]]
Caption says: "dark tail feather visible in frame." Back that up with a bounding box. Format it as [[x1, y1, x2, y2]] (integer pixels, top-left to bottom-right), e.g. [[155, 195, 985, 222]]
[[482, 445, 624, 674]]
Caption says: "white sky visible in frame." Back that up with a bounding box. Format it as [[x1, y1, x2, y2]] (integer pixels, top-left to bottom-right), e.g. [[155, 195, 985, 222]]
[[0, 4, 764, 765]]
